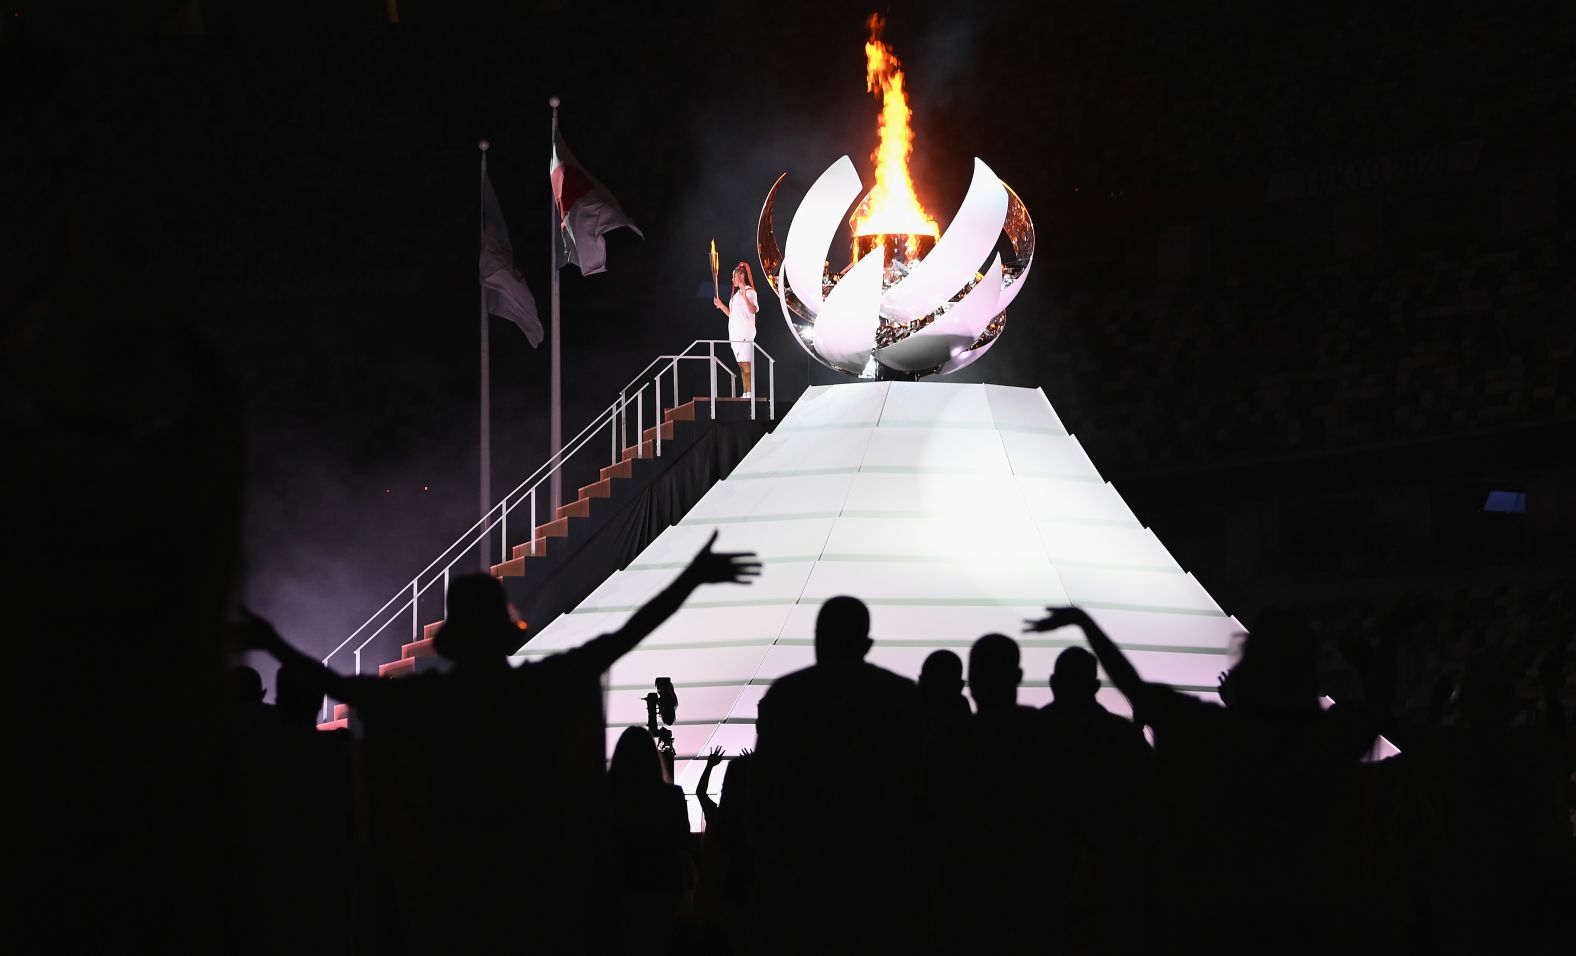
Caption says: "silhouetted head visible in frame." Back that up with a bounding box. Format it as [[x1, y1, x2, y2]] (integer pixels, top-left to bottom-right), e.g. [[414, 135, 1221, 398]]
[[608, 725, 669, 789], [432, 574, 518, 667], [228, 665, 265, 708], [274, 662, 325, 729], [919, 649, 966, 706], [968, 634, 1023, 713], [1050, 646, 1100, 704], [719, 751, 754, 813], [814, 596, 872, 663], [1457, 650, 1517, 728], [1226, 607, 1319, 716]]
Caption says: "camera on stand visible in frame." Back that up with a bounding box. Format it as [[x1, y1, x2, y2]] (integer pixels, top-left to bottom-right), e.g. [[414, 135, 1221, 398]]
[[643, 676, 678, 780]]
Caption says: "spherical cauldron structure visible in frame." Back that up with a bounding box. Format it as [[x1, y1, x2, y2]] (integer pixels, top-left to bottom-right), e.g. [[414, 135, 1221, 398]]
[[757, 156, 1035, 378]]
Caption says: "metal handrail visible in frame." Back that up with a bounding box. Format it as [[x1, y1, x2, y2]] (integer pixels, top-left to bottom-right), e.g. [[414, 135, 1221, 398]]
[[319, 341, 777, 720], [618, 339, 743, 398], [319, 398, 624, 669]]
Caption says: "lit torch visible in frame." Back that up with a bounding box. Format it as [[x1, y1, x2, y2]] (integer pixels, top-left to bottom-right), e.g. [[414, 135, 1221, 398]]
[[709, 239, 720, 300]]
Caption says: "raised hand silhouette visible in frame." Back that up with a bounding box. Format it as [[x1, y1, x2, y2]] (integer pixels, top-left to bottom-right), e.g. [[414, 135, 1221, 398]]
[[1023, 606, 1091, 634], [681, 530, 761, 585], [697, 745, 729, 824], [233, 606, 285, 653]]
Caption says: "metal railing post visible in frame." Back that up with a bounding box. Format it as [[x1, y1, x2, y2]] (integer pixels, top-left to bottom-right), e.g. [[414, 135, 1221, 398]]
[[529, 489, 537, 555], [672, 359, 679, 409], [410, 578, 419, 640], [769, 356, 776, 420], [636, 389, 644, 458], [750, 343, 757, 420], [620, 389, 628, 451], [500, 501, 509, 564], [655, 375, 663, 456], [354, 648, 362, 677], [442, 568, 450, 616], [709, 341, 717, 420]]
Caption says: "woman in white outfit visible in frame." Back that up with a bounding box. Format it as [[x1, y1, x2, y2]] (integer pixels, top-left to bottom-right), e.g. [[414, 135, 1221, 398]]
[[712, 261, 759, 398]]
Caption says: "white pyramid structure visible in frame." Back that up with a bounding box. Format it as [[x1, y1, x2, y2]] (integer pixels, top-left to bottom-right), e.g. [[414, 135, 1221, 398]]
[[514, 382, 1245, 828]]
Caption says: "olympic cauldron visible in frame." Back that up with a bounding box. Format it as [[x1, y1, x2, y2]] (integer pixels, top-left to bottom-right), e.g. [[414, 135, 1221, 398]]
[[757, 156, 1035, 378]]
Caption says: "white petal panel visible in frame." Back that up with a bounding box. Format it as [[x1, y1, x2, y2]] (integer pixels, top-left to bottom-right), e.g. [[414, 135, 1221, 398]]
[[881, 159, 1009, 324], [812, 249, 886, 374], [782, 155, 862, 315], [875, 255, 1004, 373]]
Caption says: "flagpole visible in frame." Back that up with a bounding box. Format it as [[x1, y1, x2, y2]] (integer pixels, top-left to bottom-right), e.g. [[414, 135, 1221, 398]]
[[548, 96, 563, 510], [479, 139, 493, 571]]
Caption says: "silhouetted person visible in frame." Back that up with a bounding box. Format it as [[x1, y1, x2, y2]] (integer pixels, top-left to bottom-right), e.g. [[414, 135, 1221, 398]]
[[228, 664, 266, 708], [607, 725, 695, 954], [750, 596, 921, 952], [1041, 646, 1154, 954], [967, 633, 1029, 715], [226, 662, 275, 750], [244, 532, 758, 953], [694, 749, 756, 948], [8, 275, 245, 951], [1028, 606, 1374, 955], [1041, 646, 1151, 770], [927, 634, 1053, 951], [918, 648, 970, 720], [695, 745, 727, 827], [235, 661, 353, 955], [274, 660, 330, 732], [1382, 647, 1570, 953]]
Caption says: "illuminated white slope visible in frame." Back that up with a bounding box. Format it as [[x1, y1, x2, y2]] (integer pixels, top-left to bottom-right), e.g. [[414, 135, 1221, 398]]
[[514, 382, 1244, 828]]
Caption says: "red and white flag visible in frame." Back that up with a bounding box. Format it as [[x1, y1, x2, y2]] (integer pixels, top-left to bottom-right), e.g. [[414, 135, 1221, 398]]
[[550, 118, 642, 276]]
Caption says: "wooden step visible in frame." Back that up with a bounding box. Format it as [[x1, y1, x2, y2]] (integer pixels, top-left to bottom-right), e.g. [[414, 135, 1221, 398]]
[[512, 538, 549, 560], [423, 621, 443, 641], [491, 556, 526, 578], [534, 516, 571, 539], [379, 658, 416, 678], [600, 460, 632, 481], [580, 477, 612, 499], [641, 421, 675, 443], [621, 439, 655, 461], [555, 498, 591, 521], [402, 637, 436, 659], [316, 718, 348, 732], [664, 400, 697, 423], [333, 703, 351, 720]]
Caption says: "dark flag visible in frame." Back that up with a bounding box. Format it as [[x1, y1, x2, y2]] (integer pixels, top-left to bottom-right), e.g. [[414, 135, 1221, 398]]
[[550, 119, 642, 276], [480, 172, 543, 346]]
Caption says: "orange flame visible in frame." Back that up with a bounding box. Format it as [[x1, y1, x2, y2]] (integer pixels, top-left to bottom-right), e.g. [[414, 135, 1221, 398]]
[[850, 14, 938, 240]]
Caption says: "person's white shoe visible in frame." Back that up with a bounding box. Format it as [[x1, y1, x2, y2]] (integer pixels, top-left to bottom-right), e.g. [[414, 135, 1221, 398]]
[[742, 390, 752, 399]]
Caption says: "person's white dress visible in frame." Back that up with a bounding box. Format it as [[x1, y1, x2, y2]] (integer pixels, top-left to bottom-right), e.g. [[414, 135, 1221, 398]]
[[727, 286, 758, 363]]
